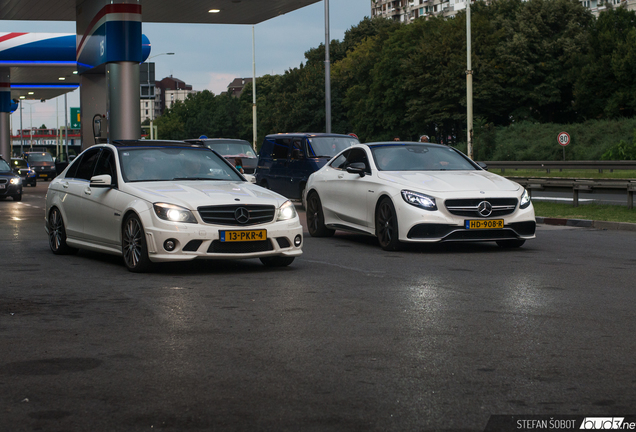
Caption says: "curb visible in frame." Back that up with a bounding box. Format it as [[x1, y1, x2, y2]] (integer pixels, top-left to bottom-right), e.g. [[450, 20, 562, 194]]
[[536, 217, 636, 232]]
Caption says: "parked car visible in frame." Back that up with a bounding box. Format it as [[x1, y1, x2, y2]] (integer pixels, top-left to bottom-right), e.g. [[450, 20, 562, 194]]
[[185, 138, 258, 174], [0, 157, 23, 201], [45, 140, 303, 272], [304, 142, 536, 250], [23, 151, 56, 180], [255, 133, 359, 200], [11, 157, 37, 187]]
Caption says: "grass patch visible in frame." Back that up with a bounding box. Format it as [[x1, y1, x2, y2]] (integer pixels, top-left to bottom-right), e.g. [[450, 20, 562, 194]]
[[533, 201, 636, 223], [494, 169, 636, 179]]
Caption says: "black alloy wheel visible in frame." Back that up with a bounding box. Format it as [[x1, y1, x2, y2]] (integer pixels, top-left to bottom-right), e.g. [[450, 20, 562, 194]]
[[260, 256, 295, 267], [496, 239, 526, 248], [122, 214, 153, 273], [375, 198, 401, 251], [48, 208, 78, 255], [306, 192, 335, 237]]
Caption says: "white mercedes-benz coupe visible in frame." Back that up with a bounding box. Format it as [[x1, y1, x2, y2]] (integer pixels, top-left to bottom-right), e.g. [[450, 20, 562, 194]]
[[45, 141, 303, 272], [303, 142, 535, 250]]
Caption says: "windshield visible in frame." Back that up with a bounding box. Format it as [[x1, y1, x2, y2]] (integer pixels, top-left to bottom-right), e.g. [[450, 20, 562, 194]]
[[371, 144, 478, 171], [0, 160, 10, 172], [119, 147, 244, 183], [12, 159, 28, 169], [27, 153, 54, 162], [206, 142, 256, 158], [307, 137, 358, 158]]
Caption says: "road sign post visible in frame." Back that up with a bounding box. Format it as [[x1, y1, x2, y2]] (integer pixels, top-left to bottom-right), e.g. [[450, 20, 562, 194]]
[[558, 132, 570, 161]]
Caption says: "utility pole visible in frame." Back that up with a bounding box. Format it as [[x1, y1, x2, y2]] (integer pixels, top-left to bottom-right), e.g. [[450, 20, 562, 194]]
[[466, 0, 474, 160], [324, 0, 331, 133], [252, 26, 257, 151]]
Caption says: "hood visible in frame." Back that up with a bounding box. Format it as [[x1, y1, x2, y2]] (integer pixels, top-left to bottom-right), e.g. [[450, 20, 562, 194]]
[[377, 170, 520, 193], [125, 180, 290, 209]]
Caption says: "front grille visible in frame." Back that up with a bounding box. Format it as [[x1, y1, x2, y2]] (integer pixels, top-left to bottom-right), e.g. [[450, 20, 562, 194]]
[[445, 198, 518, 217], [407, 224, 454, 239], [0, 179, 7, 185], [276, 237, 291, 248], [444, 229, 518, 241], [198, 205, 276, 226], [183, 240, 203, 252], [208, 239, 274, 254], [509, 221, 536, 236]]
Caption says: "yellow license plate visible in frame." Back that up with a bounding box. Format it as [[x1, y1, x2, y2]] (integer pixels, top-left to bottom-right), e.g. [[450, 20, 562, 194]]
[[465, 219, 504, 229], [39, 174, 47, 177], [220, 230, 267, 242]]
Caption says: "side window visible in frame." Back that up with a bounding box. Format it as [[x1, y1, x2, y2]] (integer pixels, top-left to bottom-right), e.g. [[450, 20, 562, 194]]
[[74, 149, 101, 181], [272, 139, 291, 159], [346, 148, 371, 173], [329, 150, 350, 170], [290, 138, 304, 160], [93, 150, 117, 184]]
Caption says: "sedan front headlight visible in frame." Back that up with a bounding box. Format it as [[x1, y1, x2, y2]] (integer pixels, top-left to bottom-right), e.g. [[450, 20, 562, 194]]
[[277, 200, 297, 221], [401, 190, 437, 211], [10, 178, 21, 185], [153, 203, 198, 224], [519, 188, 531, 209]]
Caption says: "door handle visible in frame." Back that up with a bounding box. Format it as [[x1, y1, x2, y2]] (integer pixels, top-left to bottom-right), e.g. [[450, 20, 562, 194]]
[[62, 182, 69, 189], [338, 174, 344, 179], [84, 187, 92, 195]]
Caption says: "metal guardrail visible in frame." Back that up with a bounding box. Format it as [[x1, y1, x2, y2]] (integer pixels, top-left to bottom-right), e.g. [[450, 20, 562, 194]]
[[485, 160, 636, 173], [506, 177, 636, 209]]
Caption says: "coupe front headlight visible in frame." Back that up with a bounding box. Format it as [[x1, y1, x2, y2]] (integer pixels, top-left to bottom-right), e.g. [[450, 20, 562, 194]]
[[10, 178, 21, 185], [401, 190, 437, 211], [153, 203, 198, 224], [277, 200, 297, 221], [519, 188, 531, 209]]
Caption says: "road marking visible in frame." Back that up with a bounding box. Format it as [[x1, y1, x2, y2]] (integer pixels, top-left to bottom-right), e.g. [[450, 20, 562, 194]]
[[300, 258, 386, 277]]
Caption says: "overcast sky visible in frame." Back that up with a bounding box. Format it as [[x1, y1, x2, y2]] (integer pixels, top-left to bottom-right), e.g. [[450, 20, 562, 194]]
[[3, 0, 371, 134]]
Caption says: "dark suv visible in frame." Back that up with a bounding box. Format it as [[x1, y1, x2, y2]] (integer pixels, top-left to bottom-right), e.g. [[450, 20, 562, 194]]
[[255, 133, 359, 199], [23, 152, 56, 181]]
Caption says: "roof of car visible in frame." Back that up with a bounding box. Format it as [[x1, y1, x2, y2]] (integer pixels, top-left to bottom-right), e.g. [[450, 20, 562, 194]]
[[184, 138, 251, 145], [365, 141, 450, 148], [265, 133, 356, 138], [111, 140, 206, 148]]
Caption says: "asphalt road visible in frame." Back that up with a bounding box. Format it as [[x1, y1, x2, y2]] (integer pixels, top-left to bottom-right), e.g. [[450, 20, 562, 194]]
[[1, 181, 635, 431]]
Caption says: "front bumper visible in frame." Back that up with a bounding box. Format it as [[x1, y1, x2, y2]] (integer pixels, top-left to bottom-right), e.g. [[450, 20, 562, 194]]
[[0, 183, 22, 197], [141, 215, 304, 263], [33, 167, 56, 179]]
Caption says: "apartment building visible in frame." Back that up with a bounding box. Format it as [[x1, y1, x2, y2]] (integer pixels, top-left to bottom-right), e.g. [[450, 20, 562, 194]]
[[371, 0, 635, 21]]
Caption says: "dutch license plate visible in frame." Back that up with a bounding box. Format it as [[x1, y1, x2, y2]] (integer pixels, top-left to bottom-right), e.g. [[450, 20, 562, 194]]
[[465, 219, 504, 229], [220, 230, 267, 242], [39, 174, 47, 178], [0, 184, 4, 189]]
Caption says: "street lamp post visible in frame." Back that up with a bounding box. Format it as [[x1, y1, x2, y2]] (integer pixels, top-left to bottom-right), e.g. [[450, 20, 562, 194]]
[[466, 0, 474, 160], [146, 53, 174, 140]]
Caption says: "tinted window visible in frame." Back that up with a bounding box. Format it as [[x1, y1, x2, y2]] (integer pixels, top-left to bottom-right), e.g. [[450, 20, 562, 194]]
[[74, 149, 101, 180], [26, 153, 54, 162], [12, 159, 28, 169], [206, 142, 256, 158], [272, 139, 291, 159], [94, 150, 117, 182], [371, 144, 477, 171], [0, 159, 10, 172]]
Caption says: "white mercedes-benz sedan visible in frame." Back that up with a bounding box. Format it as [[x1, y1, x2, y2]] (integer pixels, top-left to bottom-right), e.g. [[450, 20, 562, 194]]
[[303, 142, 535, 250], [45, 141, 303, 272]]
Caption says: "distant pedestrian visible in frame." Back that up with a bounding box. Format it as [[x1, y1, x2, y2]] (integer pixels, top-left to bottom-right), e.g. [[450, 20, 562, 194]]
[[419, 135, 429, 143], [393, 137, 401, 141]]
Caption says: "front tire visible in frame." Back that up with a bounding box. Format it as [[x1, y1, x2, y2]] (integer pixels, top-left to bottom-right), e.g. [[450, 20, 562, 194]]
[[122, 214, 153, 273], [13, 194, 22, 202], [260, 256, 295, 267], [48, 208, 78, 255], [375, 198, 401, 251], [496, 239, 526, 248], [306, 192, 335, 237]]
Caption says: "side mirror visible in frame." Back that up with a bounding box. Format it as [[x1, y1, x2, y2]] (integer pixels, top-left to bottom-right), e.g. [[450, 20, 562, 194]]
[[346, 162, 366, 177], [90, 174, 113, 188], [477, 161, 488, 171]]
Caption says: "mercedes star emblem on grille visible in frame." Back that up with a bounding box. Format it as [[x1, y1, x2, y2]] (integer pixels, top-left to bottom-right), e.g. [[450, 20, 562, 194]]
[[477, 201, 493, 217], [234, 207, 250, 224]]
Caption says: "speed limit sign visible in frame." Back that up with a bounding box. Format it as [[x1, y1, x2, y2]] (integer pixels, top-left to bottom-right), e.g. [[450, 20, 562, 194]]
[[558, 132, 570, 146]]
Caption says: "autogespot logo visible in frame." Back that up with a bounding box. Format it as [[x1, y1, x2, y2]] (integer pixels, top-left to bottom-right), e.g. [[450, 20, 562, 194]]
[[478, 201, 493, 217], [234, 207, 250, 224]]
